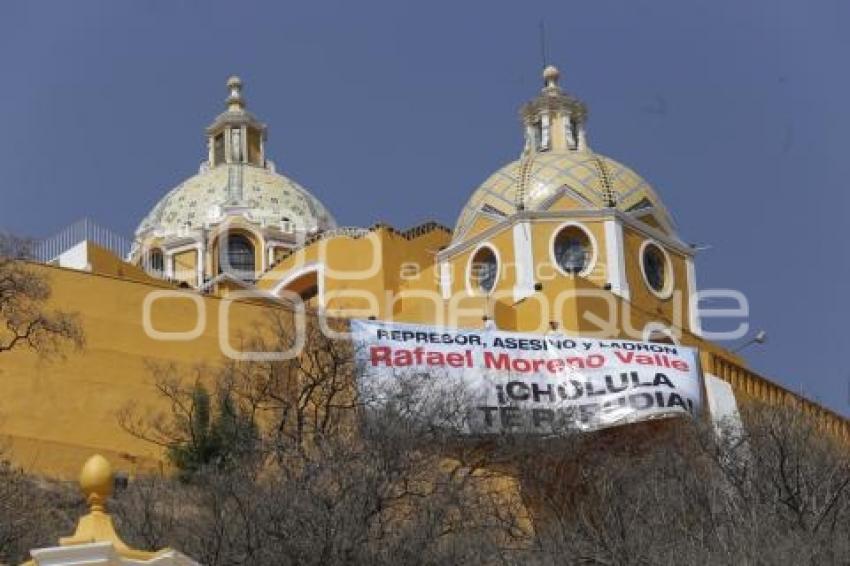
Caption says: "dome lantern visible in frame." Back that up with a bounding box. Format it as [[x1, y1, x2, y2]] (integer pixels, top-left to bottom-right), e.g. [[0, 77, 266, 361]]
[[205, 75, 267, 167], [520, 64, 588, 153], [132, 75, 337, 287]]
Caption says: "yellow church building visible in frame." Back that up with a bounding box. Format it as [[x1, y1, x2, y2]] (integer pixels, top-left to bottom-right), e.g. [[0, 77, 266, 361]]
[[2, 67, 847, 479]]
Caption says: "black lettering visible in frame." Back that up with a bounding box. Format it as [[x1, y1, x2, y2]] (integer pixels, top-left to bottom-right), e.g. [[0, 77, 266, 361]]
[[500, 406, 522, 428], [532, 408, 554, 428], [653, 372, 674, 388], [477, 406, 499, 427], [506, 381, 530, 401], [532, 383, 555, 403]]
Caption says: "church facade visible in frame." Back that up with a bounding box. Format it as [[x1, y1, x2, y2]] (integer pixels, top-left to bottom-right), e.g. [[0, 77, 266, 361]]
[[1, 67, 846, 479]]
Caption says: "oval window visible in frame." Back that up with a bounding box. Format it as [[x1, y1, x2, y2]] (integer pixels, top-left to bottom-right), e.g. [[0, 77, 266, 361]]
[[470, 246, 498, 293], [642, 242, 667, 294], [553, 226, 592, 275]]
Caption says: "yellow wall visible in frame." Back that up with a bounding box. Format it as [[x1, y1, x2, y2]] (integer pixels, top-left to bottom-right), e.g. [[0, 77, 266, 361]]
[[0, 263, 285, 479], [173, 249, 197, 286], [3, 214, 846, 481], [621, 225, 691, 333]]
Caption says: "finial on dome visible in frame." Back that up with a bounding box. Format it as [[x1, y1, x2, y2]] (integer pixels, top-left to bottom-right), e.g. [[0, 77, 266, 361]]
[[543, 65, 560, 90], [226, 75, 245, 112]]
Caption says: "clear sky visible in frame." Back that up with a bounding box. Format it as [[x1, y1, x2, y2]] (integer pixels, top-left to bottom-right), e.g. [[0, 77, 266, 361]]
[[1, 1, 848, 414]]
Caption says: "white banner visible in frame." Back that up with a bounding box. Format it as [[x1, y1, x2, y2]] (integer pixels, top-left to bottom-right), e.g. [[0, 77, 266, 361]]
[[351, 320, 702, 434]]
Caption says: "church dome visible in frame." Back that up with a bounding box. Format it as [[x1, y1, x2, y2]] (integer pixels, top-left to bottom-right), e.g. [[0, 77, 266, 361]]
[[134, 76, 336, 240], [452, 65, 673, 243], [135, 163, 336, 237], [453, 151, 671, 242]]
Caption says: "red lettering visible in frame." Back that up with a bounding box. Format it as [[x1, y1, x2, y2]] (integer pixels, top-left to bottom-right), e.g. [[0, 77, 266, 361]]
[[484, 351, 511, 370], [370, 346, 392, 366]]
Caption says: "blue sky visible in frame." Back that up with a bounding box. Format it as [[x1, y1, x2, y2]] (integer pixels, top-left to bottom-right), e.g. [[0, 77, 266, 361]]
[[1, 0, 848, 413]]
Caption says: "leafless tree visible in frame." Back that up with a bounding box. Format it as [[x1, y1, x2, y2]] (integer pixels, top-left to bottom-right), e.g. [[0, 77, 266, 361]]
[[0, 457, 83, 564], [114, 310, 850, 565], [0, 232, 84, 357]]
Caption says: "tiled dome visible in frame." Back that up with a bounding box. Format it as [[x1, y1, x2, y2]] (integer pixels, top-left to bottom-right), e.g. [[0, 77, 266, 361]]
[[134, 76, 336, 239], [453, 151, 671, 242], [135, 163, 336, 237]]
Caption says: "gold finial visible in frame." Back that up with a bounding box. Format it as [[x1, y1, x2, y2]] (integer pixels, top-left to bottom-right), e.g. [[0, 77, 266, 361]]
[[79, 454, 113, 513], [226, 75, 245, 112], [543, 65, 560, 89], [58, 455, 158, 560]]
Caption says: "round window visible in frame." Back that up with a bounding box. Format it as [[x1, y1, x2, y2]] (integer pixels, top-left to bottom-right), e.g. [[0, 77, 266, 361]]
[[553, 226, 592, 275], [642, 242, 667, 293], [470, 246, 498, 293]]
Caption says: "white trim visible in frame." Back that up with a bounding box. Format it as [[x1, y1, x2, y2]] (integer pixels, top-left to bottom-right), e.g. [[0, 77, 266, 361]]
[[439, 261, 452, 300], [639, 239, 674, 300], [512, 221, 535, 301], [440, 209, 693, 263], [686, 257, 701, 336], [271, 262, 325, 308], [195, 242, 204, 287], [465, 242, 501, 297], [30, 540, 201, 565], [548, 221, 598, 279], [604, 218, 630, 300], [538, 184, 595, 211], [641, 322, 680, 345], [164, 241, 201, 256], [164, 252, 174, 279]]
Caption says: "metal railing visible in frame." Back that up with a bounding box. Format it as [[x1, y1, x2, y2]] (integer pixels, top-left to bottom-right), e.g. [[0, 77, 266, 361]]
[[33, 218, 132, 263]]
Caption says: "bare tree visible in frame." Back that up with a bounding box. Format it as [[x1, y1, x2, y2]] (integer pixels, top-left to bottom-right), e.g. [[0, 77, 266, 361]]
[[115, 310, 850, 565], [0, 232, 84, 357], [0, 457, 83, 564]]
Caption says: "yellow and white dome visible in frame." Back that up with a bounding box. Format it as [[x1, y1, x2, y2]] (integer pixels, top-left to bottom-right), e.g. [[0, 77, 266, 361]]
[[135, 163, 336, 238], [453, 151, 671, 242], [131, 77, 337, 288], [135, 76, 335, 239], [452, 65, 673, 244]]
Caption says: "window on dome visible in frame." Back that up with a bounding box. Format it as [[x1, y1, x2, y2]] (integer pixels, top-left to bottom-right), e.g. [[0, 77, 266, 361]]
[[469, 246, 498, 294], [247, 128, 262, 165], [641, 242, 669, 295], [540, 114, 551, 151], [570, 121, 580, 150], [219, 234, 255, 280], [213, 133, 225, 165], [553, 225, 592, 275]]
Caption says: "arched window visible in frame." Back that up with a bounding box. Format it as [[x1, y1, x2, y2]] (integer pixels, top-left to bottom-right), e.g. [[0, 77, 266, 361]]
[[146, 249, 164, 277], [219, 234, 255, 279]]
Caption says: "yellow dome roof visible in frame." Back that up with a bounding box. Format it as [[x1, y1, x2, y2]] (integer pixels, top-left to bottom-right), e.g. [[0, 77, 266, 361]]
[[453, 65, 675, 244], [453, 150, 673, 243]]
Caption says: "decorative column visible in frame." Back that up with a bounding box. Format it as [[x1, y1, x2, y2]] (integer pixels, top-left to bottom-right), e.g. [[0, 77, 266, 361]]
[[512, 220, 536, 302]]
